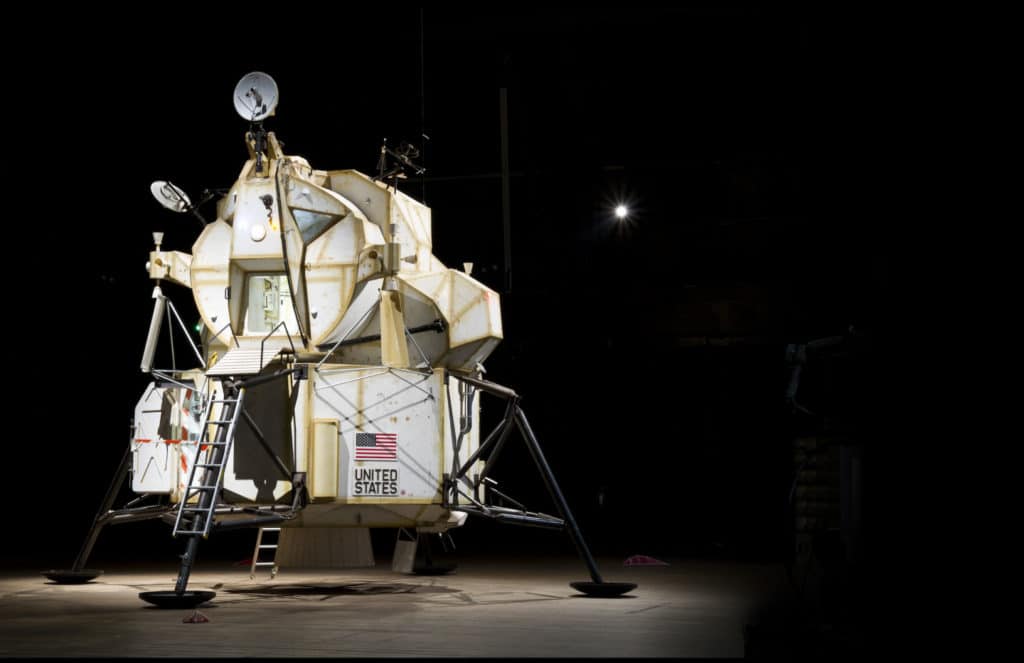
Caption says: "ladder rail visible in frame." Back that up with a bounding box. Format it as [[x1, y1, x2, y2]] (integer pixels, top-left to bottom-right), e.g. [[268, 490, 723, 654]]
[[172, 382, 216, 535], [250, 527, 281, 579], [173, 386, 246, 537], [198, 396, 244, 536], [175, 408, 228, 535]]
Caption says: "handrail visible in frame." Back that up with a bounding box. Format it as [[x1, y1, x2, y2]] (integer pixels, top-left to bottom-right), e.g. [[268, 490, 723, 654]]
[[260, 320, 298, 369], [214, 322, 241, 349]]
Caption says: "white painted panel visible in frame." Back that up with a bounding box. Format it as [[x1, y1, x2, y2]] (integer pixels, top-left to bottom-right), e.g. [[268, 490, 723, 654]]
[[231, 178, 281, 260], [131, 384, 175, 494], [312, 368, 444, 502], [311, 420, 339, 498], [191, 220, 232, 345], [131, 381, 206, 496]]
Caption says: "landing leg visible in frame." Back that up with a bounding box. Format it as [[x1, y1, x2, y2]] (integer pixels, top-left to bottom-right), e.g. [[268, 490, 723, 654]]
[[174, 535, 201, 593], [139, 536, 215, 608], [43, 447, 132, 584], [514, 406, 637, 598]]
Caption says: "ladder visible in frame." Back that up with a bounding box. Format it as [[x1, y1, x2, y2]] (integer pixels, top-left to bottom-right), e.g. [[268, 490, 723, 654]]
[[249, 527, 281, 579], [173, 385, 245, 538]]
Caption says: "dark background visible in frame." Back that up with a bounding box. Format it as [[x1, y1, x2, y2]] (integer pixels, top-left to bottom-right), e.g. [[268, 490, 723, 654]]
[[7, 8, 885, 576]]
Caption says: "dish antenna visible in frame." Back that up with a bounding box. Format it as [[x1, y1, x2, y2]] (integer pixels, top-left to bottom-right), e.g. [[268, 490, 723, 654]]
[[150, 180, 209, 227], [150, 181, 192, 213], [233, 72, 279, 122]]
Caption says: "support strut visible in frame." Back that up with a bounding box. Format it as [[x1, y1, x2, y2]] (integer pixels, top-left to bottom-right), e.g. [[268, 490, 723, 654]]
[[43, 446, 133, 584], [450, 375, 637, 597], [514, 407, 603, 584]]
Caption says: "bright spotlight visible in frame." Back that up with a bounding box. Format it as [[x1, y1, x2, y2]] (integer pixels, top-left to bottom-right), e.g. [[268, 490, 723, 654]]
[[614, 205, 629, 219]]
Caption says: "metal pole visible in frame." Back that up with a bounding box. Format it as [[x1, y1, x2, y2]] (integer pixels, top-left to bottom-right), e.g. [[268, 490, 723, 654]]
[[167, 300, 206, 368], [500, 87, 512, 294], [456, 400, 515, 480], [475, 402, 518, 485], [513, 406, 603, 584], [140, 288, 166, 373], [419, 7, 427, 204], [174, 535, 201, 594], [240, 408, 293, 480], [98, 505, 173, 526], [71, 445, 132, 571], [166, 297, 176, 370]]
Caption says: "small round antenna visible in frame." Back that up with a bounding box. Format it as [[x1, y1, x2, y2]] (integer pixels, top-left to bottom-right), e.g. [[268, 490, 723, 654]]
[[150, 181, 192, 213], [233, 72, 279, 122], [150, 181, 208, 228]]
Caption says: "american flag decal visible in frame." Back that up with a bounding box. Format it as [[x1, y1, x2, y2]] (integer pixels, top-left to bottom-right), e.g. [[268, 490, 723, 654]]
[[355, 432, 398, 461]]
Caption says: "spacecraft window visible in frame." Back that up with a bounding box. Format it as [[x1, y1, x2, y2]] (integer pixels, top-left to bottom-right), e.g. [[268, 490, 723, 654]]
[[243, 273, 298, 335]]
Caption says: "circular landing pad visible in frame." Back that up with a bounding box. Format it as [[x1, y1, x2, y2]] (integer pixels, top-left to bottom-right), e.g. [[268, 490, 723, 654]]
[[43, 569, 103, 584], [139, 590, 216, 609], [412, 563, 457, 576], [570, 581, 638, 597]]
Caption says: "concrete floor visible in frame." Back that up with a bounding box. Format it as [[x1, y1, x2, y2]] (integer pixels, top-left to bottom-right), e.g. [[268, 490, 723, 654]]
[[0, 555, 785, 658]]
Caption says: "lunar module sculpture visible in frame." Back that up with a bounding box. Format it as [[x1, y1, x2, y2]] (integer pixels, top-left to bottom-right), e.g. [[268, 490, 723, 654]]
[[45, 73, 635, 606]]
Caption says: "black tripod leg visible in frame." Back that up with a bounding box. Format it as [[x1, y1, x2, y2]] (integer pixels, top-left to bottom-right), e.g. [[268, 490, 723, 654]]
[[44, 446, 132, 584], [71, 446, 132, 571], [513, 406, 604, 584]]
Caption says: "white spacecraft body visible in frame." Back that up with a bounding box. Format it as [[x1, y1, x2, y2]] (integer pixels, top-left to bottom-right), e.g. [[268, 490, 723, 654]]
[[134, 129, 502, 536], [44, 73, 629, 603]]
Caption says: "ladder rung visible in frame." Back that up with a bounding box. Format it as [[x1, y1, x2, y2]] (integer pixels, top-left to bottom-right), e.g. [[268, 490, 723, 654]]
[[208, 419, 235, 424], [183, 506, 212, 512], [187, 484, 217, 489], [176, 530, 204, 535], [253, 562, 276, 566], [258, 545, 277, 549], [211, 399, 238, 404], [262, 528, 282, 532]]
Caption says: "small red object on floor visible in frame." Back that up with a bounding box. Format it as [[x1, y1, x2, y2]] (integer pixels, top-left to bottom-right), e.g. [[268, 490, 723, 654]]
[[624, 554, 669, 566], [183, 610, 209, 623]]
